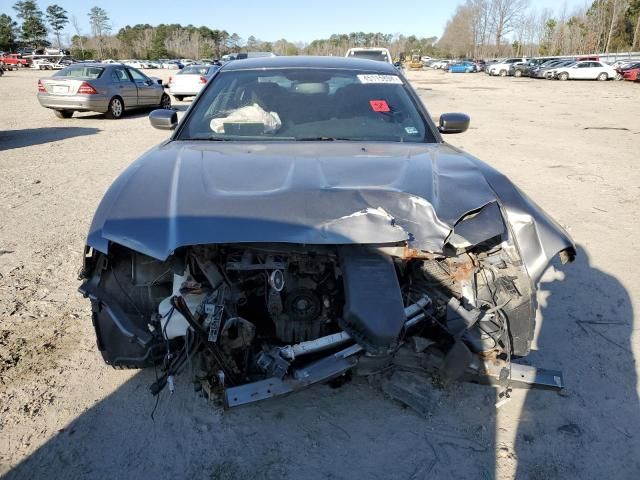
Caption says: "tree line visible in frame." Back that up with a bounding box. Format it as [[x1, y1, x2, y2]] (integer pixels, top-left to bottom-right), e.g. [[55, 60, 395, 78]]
[[4, 0, 639, 60], [438, 0, 640, 59], [0, 2, 442, 61]]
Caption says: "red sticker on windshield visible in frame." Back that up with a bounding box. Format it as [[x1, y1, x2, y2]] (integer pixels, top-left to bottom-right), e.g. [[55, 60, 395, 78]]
[[370, 100, 390, 112]]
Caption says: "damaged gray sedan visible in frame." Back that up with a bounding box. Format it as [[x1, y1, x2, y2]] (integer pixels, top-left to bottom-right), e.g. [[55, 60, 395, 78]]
[[79, 56, 575, 407]]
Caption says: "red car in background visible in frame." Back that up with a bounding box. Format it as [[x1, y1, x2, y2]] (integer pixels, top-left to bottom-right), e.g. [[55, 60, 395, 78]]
[[623, 67, 640, 81], [0, 53, 32, 69], [616, 61, 640, 80]]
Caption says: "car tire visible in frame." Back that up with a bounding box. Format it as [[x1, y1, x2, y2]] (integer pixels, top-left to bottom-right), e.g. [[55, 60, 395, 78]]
[[499, 69, 507, 77], [597, 72, 608, 81], [54, 109, 74, 119], [174, 95, 184, 101], [615, 72, 623, 80], [105, 96, 124, 119], [558, 72, 569, 81], [160, 93, 171, 109], [514, 70, 523, 77]]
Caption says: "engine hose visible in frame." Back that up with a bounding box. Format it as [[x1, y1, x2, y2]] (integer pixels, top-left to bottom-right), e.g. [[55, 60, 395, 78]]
[[170, 295, 238, 385]]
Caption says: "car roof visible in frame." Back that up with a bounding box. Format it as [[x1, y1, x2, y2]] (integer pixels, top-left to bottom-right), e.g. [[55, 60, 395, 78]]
[[347, 47, 390, 51], [220, 55, 398, 74], [63, 62, 115, 67]]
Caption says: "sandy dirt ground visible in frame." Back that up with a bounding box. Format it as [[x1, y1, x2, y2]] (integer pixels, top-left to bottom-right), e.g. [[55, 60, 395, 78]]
[[0, 67, 639, 480]]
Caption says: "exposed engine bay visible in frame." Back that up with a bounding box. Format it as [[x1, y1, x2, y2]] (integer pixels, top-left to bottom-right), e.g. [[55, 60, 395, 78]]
[[79, 236, 563, 408]]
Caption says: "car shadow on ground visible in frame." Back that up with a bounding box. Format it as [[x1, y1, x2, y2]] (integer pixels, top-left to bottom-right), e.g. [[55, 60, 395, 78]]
[[3, 247, 636, 479], [2, 367, 498, 479], [513, 245, 639, 478], [0, 127, 100, 151]]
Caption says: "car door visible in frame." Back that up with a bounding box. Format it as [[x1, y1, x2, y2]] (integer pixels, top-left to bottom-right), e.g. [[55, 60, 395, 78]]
[[577, 62, 594, 79], [127, 67, 160, 106], [111, 67, 138, 107], [571, 62, 589, 79], [589, 62, 605, 78]]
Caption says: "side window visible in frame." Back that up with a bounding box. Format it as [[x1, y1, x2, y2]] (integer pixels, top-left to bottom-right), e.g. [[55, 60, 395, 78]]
[[112, 68, 129, 82], [577, 63, 588, 68], [127, 68, 147, 82], [592, 62, 602, 68]]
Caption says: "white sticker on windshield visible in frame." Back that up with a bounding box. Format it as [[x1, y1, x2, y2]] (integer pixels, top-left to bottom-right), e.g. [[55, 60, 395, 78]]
[[357, 74, 403, 85]]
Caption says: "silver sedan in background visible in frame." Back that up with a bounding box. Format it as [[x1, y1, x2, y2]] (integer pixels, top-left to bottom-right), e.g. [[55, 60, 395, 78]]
[[37, 63, 171, 119]]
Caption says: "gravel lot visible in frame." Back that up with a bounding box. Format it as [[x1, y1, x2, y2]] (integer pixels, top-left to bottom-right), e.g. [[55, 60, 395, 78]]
[[1, 68, 639, 480]]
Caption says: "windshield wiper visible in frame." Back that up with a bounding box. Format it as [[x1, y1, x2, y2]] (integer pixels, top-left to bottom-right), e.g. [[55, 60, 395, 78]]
[[185, 135, 296, 141], [185, 136, 230, 141], [295, 136, 352, 141]]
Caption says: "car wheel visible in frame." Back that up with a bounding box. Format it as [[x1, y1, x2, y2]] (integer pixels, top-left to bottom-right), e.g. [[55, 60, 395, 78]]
[[558, 72, 569, 81], [597, 72, 608, 81], [160, 93, 171, 109], [514, 70, 522, 77], [174, 95, 184, 101], [54, 109, 73, 119], [615, 72, 623, 80], [499, 69, 507, 77], [105, 96, 124, 119]]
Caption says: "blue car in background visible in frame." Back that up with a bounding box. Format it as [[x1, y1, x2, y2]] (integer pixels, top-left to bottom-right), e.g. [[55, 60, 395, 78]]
[[449, 61, 477, 73]]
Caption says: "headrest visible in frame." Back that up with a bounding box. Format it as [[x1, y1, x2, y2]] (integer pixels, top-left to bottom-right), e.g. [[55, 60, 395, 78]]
[[294, 82, 329, 94]]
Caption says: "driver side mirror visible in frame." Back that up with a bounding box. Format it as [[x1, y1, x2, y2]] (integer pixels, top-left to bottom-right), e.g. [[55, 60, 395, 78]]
[[149, 109, 177, 130], [438, 113, 470, 134]]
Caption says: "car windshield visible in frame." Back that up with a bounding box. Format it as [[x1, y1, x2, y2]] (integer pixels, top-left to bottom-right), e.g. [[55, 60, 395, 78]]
[[181, 65, 211, 75], [55, 65, 104, 79], [347, 50, 391, 63], [178, 68, 434, 143]]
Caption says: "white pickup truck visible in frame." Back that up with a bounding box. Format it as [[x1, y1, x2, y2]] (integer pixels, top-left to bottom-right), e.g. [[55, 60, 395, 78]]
[[345, 48, 393, 65]]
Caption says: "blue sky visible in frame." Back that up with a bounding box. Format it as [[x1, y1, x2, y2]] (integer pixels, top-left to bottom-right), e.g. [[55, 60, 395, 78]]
[[0, 0, 585, 43]]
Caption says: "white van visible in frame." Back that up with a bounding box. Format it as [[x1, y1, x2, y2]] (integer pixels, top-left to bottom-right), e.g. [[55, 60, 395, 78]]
[[345, 48, 393, 65]]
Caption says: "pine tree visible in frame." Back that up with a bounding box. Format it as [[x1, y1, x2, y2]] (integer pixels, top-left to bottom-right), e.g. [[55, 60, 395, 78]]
[[0, 14, 19, 51], [13, 1, 48, 48], [46, 4, 68, 49], [88, 6, 110, 59]]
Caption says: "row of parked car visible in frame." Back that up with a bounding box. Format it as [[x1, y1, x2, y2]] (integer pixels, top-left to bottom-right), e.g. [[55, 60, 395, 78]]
[[103, 58, 218, 70], [485, 56, 640, 82], [426, 56, 640, 82], [103, 53, 276, 70], [429, 59, 487, 73], [0, 52, 225, 72]]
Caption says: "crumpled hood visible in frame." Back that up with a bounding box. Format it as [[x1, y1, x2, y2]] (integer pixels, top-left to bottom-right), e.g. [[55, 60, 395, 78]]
[[87, 141, 574, 281], [89, 142, 498, 253]]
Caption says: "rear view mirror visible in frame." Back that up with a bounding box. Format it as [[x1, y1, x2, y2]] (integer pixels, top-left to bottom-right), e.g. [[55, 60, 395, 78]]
[[149, 109, 177, 130], [438, 113, 470, 134]]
